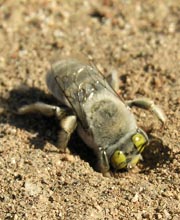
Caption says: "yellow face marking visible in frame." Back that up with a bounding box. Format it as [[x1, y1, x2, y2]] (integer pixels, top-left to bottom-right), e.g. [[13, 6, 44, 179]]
[[132, 133, 147, 153], [111, 150, 127, 170], [127, 154, 142, 169]]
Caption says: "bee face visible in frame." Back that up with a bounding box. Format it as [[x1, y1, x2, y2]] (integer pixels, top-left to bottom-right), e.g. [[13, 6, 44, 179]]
[[110, 129, 149, 170]]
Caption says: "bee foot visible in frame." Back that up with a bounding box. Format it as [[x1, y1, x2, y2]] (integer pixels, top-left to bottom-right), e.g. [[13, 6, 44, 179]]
[[102, 171, 111, 178]]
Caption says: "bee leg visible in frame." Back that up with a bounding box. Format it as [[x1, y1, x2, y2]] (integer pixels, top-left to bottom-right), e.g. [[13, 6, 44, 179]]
[[106, 70, 119, 92], [18, 102, 76, 152], [58, 115, 77, 152], [17, 102, 66, 118], [97, 147, 111, 177], [126, 98, 166, 123]]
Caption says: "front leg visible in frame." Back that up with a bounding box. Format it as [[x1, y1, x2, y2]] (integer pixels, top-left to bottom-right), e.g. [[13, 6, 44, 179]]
[[97, 147, 110, 177], [126, 98, 166, 123]]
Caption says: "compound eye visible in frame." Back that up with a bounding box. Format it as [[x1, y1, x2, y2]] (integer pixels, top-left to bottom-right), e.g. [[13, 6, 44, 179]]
[[111, 150, 127, 170], [132, 133, 147, 153]]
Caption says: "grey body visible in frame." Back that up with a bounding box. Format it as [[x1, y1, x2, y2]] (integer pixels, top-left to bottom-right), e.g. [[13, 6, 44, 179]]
[[46, 59, 137, 158], [18, 58, 165, 176]]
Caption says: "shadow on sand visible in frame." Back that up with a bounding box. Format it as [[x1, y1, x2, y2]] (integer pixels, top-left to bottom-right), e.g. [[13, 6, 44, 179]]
[[0, 86, 97, 169], [0, 86, 173, 174]]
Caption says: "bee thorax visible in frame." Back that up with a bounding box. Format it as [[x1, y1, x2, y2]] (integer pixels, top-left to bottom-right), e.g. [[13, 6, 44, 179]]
[[83, 94, 137, 148]]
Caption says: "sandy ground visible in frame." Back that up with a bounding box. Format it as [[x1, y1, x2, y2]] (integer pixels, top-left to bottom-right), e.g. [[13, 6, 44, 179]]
[[0, 0, 180, 219]]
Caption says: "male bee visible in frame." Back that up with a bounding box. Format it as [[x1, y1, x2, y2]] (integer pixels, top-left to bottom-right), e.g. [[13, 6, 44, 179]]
[[18, 58, 166, 176]]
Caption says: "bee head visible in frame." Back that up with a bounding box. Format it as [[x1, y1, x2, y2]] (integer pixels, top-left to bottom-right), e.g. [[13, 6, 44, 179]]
[[110, 128, 149, 170]]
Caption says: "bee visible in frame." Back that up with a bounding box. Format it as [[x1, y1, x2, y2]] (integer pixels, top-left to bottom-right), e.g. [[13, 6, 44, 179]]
[[18, 58, 166, 176]]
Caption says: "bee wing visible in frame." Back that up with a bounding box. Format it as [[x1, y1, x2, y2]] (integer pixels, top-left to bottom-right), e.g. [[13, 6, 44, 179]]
[[51, 59, 124, 130], [86, 64, 124, 102], [52, 62, 90, 129]]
